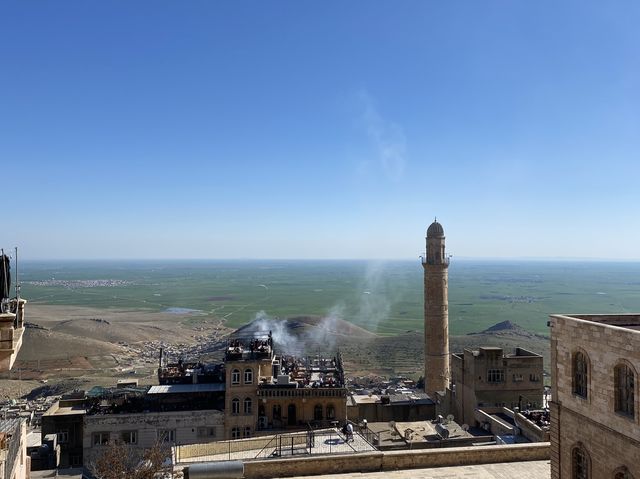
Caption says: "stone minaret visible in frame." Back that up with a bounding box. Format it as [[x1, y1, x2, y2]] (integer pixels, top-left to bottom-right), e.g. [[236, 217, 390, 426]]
[[423, 219, 449, 397]]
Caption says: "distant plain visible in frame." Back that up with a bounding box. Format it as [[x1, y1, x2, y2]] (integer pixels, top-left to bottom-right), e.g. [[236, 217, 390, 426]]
[[19, 259, 640, 336], [3, 259, 640, 396]]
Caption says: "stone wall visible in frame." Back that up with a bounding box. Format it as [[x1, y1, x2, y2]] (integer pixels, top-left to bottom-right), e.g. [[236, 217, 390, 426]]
[[241, 443, 550, 479], [84, 409, 224, 465], [550, 314, 640, 479]]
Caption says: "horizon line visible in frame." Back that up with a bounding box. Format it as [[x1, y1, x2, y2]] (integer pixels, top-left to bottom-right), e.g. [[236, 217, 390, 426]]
[[18, 256, 640, 263]]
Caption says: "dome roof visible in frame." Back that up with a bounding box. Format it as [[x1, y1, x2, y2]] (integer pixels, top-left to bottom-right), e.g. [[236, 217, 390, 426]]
[[427, 220, 444, 238]]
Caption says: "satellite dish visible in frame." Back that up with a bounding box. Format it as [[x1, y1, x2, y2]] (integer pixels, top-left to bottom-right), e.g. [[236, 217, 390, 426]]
[[446, 414, 455, 423], [461, 424, 469, 431]]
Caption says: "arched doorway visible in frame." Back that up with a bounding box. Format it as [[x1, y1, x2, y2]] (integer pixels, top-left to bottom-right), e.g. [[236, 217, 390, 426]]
[[287, 404, 297, 426]]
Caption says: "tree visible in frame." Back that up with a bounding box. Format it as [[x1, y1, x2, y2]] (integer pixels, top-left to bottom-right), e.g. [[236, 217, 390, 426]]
[[90, 439, 173, 479]]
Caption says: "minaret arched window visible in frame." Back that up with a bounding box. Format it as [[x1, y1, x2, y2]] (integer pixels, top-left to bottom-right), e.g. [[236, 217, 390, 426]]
[[572, 444, 590, 479], [614, 362, 635, 418], [573, 351, 588, 398]]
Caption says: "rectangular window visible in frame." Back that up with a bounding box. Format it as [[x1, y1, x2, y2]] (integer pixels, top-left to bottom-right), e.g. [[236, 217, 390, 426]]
[[197, 427, 216, 438], [513, 374, 523, 382], [487, 369, 505, 383], [530, 374, 540, 382], [121, 430, 138, 444], [92, 432, 110, 446], [158, 429, 176, 443], [57, 430, 69, 444]]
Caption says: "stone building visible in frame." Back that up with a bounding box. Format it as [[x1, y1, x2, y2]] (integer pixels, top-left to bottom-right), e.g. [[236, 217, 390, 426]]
[[43, 382, 226, 468], [41, 393, 86, 468], [450, 346, 544, 425], [422, 220, 450, 399], [224, 334, 348, 439], [549, 313, 640, 479], [0, 418, 28, 479], [0, 253, 25, 372]]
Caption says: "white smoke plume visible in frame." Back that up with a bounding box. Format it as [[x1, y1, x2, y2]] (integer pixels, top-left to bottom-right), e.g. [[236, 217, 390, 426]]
[[357, 90, 407, 182], [352, 261, 395, 334]]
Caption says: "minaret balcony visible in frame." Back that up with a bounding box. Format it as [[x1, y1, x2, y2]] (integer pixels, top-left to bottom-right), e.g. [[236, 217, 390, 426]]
[[420, 255, 450, 266]]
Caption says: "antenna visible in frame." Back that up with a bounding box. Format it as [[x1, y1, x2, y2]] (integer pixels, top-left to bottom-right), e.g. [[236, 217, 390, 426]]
[[14, 247, 19, 301]]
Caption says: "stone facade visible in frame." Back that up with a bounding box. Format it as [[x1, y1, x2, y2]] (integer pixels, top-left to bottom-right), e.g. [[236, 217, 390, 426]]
[[0, 299, 26, 372], [422, 221, 450, 398], [451, 347, 544, 426], [549, 314, 640, 479], [224, 337, 348, 439], [83, 409, 224, 466], [0, 419, 28, 479], [41, 397, 86, 468]]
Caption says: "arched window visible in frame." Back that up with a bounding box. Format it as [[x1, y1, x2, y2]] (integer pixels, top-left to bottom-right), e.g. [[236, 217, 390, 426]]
[[244, 368, 253, 384], [231, 369, 240, 385], [232, 398, 240, 415], [231, 427, 240, 439], [572, 444, 590, 479], [573, 352, 588, 398], [615, 363, 635, 418], [244, 397, 252, 414], [314, 404, 323, 420], [326, 404, 336, 420], [273, 404, 281, 420], [614, 466, 634, 479], [243, 426, 251, 438]]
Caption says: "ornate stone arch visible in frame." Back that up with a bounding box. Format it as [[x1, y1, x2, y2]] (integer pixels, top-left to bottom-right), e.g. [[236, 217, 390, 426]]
[[572, 348, 591, 399], [571, 442, 591, 479], [613, 359, 637, 419], [613, 465, 634, 479]]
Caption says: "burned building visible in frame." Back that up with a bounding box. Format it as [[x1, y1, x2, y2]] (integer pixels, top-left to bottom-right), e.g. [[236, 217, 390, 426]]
[[224, 333, 348, 439]]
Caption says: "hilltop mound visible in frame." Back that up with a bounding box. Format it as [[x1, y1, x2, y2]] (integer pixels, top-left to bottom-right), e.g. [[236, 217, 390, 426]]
[[51, 317, 166, 344], [17, 325, 124, 361], [235, 315, 376, 340]]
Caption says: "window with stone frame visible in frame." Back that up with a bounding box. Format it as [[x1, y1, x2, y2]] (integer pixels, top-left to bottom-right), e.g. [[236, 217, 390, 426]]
[[57, 430, 69, 444], [314, 404, 323, 420], [121, 430, 138, 444], [232, 398, 240, 415], [158, 429, 176, 443], [244, 368, 253, 384], [273, 404, 282, 420], [487, 369, 504, 383], [92, 432, 110, 446], [573, 352, 588, 398], [243, 426, 251, 438], [231, 427, 240, 440], [614, 467, 634, 479], [326, 404, 336, 420], [572, 444, 590, 479], [231, 369, 241, 385], [244, 397, 252, 414], [614, 363, 635, 418]]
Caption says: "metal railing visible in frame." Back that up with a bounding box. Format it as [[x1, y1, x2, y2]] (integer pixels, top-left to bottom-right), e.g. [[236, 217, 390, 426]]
[[174, 428, 376, 463]]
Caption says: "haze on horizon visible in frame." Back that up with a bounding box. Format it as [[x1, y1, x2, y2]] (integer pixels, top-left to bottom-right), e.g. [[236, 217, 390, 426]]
[[2, 2, 640, 261]]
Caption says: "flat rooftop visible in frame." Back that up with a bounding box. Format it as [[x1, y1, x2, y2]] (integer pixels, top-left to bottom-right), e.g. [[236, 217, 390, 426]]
[[283, 460, 551, 479], [553, 313, 640, 331]]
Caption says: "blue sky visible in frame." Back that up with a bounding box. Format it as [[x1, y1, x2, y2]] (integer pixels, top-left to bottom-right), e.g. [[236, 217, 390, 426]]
[[2, 1, 640, 260]]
